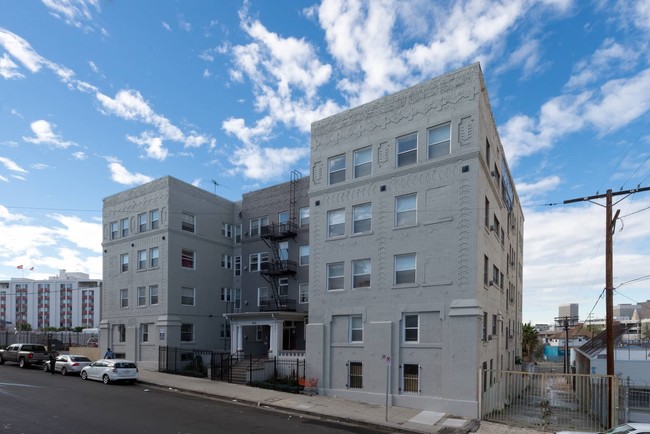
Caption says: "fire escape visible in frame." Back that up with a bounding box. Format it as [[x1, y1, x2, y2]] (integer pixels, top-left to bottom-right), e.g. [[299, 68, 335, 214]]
[[259, 170, 301, 311]]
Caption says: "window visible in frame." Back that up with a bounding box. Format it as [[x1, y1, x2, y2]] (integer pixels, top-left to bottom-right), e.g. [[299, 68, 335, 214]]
[[486, 139, 491, 167], [221, 287, 232, 302], [629, 388, 650, 409], [278, 211, 289, 232], [278, 278, 289, 302], [221, 254, 232, 269], [492, 314, 497, 335], [250, 216, 268, 237], [404, 314, 419, 342], [397, 132, 417, 166], [350, 315, 363, 342], [181, 249, 195, 269], [119, 289, 128, 308], [221, 222, 232, 238], [328, 154, 345, 184], [492, 265, 499, 287], [121, 218, 129, 237], [235, 224, 242, 243], [403, 364, 419, 394], [137, 250, 147, 270], [327, 262, 344, 291], [150, 209, 160, 229], [118, 324, 126, 342], [182, 212, 195, 233], [484, 197, 490, 228], [348, 362, 363, 389], [493, 214, 500, 235], [353, 146, 372, 178], [149, 285, 158, 305], [396, 194, 416, 227], [299, 207, 310, 227], [249, 252, 268, 272], [299, 245, 309, 266], [234, 256, 241, 276], [256, 325, 264, 341], [120, 254, 129, 273], [150, 247, 159, 268], [395, 253, 416, 285], [181, 324, 194, 342], [352, 259, 371, 288], [137, 287, 146, 307], [110, 222, 118, 240], [484, 255, 489, 286], [181, 287, 195, 306], [328, 209, 345, 238], [141, 324, 149, 343], [352, 203, 371, 234], [278, 241, 289, 262], [233, 288, 241, 310], [299, 283, 309, 304], [482, 312, 488, 341], [257, 287, 269, 307], [138, 213, 147, 232], [428, 123, 450, 159]]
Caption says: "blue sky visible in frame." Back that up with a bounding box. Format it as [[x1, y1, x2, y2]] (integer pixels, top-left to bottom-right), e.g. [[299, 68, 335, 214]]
[[1, 0, 649, 326]]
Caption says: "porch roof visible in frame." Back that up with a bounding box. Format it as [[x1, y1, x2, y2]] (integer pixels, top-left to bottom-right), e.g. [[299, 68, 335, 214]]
[[223, 311, 307, 322]]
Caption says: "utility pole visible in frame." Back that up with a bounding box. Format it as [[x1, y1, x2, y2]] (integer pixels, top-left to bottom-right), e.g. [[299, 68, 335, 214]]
[[564, 185, 650, 428], [554, 316, 578, 374]]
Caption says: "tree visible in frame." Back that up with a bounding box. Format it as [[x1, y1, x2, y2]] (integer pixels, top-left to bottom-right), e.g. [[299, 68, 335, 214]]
[[522, 322, 540, 361], [18, 322, 32, 331], [642, 323, 650, 340]]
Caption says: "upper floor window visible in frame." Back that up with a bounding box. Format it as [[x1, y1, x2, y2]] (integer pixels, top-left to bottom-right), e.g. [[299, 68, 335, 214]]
[[180, 323, 194, 342], [396, 194, 417, 227], [328, 209, 345, 238], [110, 222, 118, 240], [328, 154, 346, 184], [327, 262, 344, 291], [300, 207, 310, 227], [138, 213, 147, 232], [150, 247, 159, 268], [141, 324, 150, 342], [299, 283, 309, 304], [119, 289, 128, 308], [221, 254, 233, 269], [484, 197, 490, 228], [222, 222, 232, 238], [352, 259, 371, 289], [182, 212, 195, 233], [181, 286, 195, 306], [121, 218, 129, 237], [353, 203, 371, 234], [395, 253, 416, 285], [278, 211, 289, 231], [250, 216, 268, 237], [137, 250, 147, 270], [234, 256, 242, 276], [427, 123, 450, 159], [137, 287, 147, 307], [181, 249, 195, 269], [403, 314, 419, 342], [397, 132, 417, 167], [120, 254, 129, 273], [149, 285, 159, 305], [235, 224, 242, 243], [350, 315, 363, 342], [353, 147, 372, 178], [257, 287, 269, 307], [150, 209, 160, 229], [249, 252, 269, 272], [299, 245, 309, 266]]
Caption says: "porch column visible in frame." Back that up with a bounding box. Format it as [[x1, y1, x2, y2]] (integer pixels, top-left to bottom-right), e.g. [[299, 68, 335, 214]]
[[268, 320, 283, 356], [231, 321, 243, 353]]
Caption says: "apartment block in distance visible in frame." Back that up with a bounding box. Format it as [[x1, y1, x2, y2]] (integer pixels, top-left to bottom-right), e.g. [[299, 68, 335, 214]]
[[0, 269, 101, 330], [306, 63, 523, 417]]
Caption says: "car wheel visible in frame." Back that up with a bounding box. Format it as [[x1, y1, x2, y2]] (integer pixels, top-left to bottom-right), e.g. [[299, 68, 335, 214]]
[[19, 358, 28, 369], [61, 367, 67, 376], [81, 371, 88, 380], [102, 374, 110, 385], [0, 356, 5, 365]]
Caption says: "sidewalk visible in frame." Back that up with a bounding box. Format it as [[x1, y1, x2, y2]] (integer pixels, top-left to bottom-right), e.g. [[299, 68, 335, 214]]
[[137, 369, 547, 434]]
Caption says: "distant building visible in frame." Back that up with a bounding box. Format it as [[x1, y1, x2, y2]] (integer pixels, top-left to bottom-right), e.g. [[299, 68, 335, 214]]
[[614, 301, 650, 320], [534, 323, 551, 332], [0, 270, 101, 330], [558, 303, 579, 320]]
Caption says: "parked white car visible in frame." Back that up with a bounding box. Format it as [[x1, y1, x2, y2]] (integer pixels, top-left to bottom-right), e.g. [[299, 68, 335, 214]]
[[80, 359, 138, 384], [43, 354, 92, 375], [556, 423, 650, 434]]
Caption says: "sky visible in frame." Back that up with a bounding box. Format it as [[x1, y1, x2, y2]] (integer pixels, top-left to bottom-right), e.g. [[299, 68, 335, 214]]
[[1, 0, 649, 326]]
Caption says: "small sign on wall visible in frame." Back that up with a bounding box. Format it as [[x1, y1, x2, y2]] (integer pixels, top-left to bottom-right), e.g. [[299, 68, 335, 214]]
[[158, 327, 166, 341]]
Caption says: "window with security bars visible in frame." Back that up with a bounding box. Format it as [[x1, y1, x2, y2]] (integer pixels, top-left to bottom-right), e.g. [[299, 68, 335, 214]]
[[629, 388, 650, 409], [402, 364, 419, 394], [348, 362, 363, 389]]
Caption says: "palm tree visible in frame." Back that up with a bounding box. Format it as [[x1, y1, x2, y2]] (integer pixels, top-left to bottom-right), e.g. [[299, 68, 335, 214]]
[[522, 322, 540, 361]]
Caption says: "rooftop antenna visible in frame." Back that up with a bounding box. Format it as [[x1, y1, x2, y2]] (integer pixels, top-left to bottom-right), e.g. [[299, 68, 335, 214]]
[[211, 179, 220, 194]]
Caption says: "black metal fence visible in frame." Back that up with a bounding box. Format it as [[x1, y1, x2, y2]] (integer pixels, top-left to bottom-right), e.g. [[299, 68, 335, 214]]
[[0, 330, 96, 350]]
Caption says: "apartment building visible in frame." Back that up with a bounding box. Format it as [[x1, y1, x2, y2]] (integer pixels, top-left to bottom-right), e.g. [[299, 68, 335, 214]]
[[0, 269, 101, 330], [306, 63, 523, 417]]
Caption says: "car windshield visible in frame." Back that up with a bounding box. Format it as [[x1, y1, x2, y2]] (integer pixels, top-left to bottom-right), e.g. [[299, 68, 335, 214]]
[[71, 356, 91, 362], [114, 362, 136, 368], [604, 425, 635, 434]]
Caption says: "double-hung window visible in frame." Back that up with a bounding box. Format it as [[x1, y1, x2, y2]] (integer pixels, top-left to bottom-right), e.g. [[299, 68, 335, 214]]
[[137, 250, 147, 270], [403, 314, 419, 342], [395, 253, 416, 285], [181, 249, 195, 269], [278, 211, 289, 232], [137, 287, 146, 307], [327, 262, 344, 291], [120, 254, 129, 273], [138, 213, 147, 232], [249, 252, 268, 272], [221, 254, 232, 269], [397, 132, 417, 166], [234, 256, 242, 276], [299, 207, 310, 226], [181, 287, 195, 306], [328, 154, 345, 184], [299, 283, 309, 304], [396, 194, 416, 227], [257, 287, 269, 307], [221, 222, 232, 238], [121, 218, 129, 237], [149, 285, 159, 305], [427, 123, 450, 159], [119, 289, 128, 308], [350, 315, 363, 342], [352, 258, 371, 289], [150, 209, 160, 229], [352, 203, 371, 234], [110, 222, 118, 240], [328, 209, 345, 238], [353, 147, 372, 178], [250, 216, 268, 237], [141, 324, 149, 343], [150, 247, 159, 268], [182, 212, 195, 233], [181, 324, 194, 342], [299, 245, 309, 266]]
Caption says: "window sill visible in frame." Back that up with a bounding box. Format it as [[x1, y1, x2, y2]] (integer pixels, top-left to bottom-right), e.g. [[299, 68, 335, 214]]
[[326, 235, 346, 241], [351, 231, 373, 238], [394, 223, 418, 231], [423, 217, 453, 225], [392, 283, 418, 289]]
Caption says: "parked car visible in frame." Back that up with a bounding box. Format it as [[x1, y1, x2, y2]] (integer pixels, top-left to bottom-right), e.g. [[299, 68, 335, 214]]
[[80, 359, 138, 384], [0, 343, 49, 368], [43, 354, 92, 376], [556, 423, 650, 434]]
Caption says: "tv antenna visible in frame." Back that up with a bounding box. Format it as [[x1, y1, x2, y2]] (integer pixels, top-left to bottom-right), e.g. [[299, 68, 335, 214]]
[[211, 179, 220, 194]]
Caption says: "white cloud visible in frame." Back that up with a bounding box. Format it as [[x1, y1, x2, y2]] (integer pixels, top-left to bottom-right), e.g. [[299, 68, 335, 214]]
[[0, 53, 23, 79], [41, 0, 101, 31], [126, 133, 169, 161], [179, 18, 192, 32], [0, 156, 28, 174], [162, 21, 172, 32], [51, 214, 102, 253], [106, 159, 153, 185], [223, 116, 274, 146], [229, 143, 309, 182], [515, 175, 561, 204], [0, 28, 45, 73], [565, 39, 638, 89], [72, 151, 87, 160], [23, 119, 76, 149]]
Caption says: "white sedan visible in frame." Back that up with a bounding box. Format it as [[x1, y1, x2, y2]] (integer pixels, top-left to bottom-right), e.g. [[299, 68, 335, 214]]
[[43, 354, 92, 375], [80, 359, 138, 384], [556, 423, 650, 434]]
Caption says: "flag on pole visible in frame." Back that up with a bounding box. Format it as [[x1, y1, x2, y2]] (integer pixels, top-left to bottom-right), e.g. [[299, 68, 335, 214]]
[[17, 265, 23, 269]]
